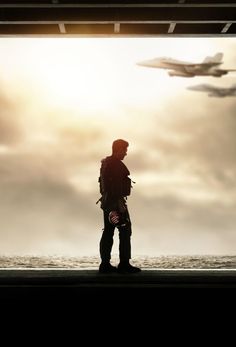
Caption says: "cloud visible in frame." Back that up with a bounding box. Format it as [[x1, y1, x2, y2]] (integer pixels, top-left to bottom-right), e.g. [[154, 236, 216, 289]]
[[126, 150, 162, 173], [129, 191, 236, 255], [0, 108, 105, 254], [1, 38, 236, 256], [144, 96, 236, 191], [59, 126, 102, 146], [0, 91, 23, 145], [0, 178, 101, 255]]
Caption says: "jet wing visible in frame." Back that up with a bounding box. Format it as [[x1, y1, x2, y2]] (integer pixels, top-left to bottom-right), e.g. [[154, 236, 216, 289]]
[[164, 61, 222, 71], [187, 84, 235, 97], [221, 69, 236, 72], [184, 63, 222, 73], [187, 84, 218, 92], [186, 62, 222, 67]]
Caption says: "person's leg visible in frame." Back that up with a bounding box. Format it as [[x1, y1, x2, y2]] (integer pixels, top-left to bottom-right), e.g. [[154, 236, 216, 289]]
[[99, 210, 117, 273], [100, 210, 115, 262], [118, 212, 132, 262], [117, 208, 141, 273]]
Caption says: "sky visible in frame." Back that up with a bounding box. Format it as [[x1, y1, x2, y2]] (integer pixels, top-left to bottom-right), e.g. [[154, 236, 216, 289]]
[[1, 37, 236, 256]]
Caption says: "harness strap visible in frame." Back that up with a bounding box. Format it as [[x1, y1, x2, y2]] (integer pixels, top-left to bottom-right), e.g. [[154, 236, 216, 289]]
[[96, 197, 102, 204]]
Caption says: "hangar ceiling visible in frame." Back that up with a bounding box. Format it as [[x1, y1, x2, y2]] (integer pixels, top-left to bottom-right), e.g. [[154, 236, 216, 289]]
[[0, 1, 236, 37]]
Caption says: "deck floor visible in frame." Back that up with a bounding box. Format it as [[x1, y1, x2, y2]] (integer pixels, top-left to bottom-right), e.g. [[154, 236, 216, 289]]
[[0, 269, 236, 300]]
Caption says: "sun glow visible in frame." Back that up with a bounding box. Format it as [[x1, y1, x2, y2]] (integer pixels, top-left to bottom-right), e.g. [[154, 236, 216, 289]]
[[29, 48, 121, 114], [0, 37, 226, 122]]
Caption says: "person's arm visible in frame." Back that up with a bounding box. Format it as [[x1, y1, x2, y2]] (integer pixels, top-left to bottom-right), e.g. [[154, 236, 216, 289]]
[[103, 160, 124, 211]]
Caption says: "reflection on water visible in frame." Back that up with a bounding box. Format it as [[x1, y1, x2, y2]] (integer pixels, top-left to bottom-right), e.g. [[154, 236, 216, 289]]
[[0, 255, 236, 269]]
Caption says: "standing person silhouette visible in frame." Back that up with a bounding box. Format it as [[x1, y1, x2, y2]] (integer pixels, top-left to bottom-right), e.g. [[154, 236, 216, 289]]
[[98, 139, 141, 274]]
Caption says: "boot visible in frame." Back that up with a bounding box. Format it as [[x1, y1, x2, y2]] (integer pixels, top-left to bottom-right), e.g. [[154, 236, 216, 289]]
[[117, 261, 141, 274], [99, 261, 117, 274]]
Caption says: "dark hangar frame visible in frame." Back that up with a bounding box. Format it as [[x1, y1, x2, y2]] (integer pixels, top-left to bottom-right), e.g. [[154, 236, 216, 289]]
[[0, 1, 236, 37], [0, 1, 236, 302]]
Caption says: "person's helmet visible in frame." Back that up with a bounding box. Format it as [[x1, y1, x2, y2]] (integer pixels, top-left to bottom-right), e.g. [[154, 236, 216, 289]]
[[108, 211, 120, 225]]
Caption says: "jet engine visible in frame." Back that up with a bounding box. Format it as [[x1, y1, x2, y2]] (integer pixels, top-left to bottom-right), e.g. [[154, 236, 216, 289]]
[[168, 70, 193, 77]]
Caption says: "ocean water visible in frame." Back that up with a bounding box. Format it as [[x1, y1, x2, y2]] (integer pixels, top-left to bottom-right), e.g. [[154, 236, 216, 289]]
[[0, 255, 236, 269]]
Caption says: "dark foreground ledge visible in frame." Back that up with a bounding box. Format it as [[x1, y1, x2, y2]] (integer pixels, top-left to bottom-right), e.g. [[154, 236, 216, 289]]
[[0, 269, 236, 301]]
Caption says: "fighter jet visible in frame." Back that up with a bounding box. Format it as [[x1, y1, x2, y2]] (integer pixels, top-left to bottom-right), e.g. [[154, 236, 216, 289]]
[[187, 83, 236, 97], [137, 52, 236, 78]]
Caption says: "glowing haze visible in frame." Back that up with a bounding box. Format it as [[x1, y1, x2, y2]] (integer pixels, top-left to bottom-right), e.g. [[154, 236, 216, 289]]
[[1, 37, 236, 256]]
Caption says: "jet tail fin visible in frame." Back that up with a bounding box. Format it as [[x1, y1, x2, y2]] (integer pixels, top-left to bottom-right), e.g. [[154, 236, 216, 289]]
[[202, 52, 223, 64]]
